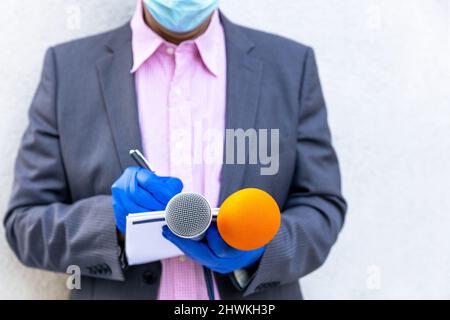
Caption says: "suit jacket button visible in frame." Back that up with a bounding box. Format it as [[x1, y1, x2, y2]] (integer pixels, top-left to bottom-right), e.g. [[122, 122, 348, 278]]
[[142, 271, 157, 285]]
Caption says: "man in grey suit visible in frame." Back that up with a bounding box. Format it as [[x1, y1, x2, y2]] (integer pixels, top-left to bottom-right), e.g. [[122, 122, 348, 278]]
[[4, 0, 346, 300]]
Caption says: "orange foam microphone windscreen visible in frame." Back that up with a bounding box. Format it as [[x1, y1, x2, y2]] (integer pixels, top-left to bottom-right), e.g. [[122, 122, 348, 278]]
[[217, 188, 281, 251]]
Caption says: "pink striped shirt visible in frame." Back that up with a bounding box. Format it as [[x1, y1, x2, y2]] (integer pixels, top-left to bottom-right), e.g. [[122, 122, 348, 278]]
[[130, 0, 226, 300]]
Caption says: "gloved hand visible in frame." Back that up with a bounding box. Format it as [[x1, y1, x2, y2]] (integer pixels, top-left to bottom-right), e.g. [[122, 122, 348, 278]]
[[162, 224, 265, 274], [112, 167, 183, 233]]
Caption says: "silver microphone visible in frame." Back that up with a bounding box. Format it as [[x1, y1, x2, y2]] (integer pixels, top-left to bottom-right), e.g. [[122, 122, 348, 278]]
[[165, 193, 219, 240]]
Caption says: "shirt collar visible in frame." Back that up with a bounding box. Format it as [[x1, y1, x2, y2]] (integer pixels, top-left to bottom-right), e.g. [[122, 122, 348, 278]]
[[194, 10, 222, 76], [130, 0, 163, 73], [130, 0, 222, 76]]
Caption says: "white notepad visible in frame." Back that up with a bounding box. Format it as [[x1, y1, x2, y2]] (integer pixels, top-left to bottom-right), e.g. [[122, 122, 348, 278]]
[[125, 211, 182, 266]]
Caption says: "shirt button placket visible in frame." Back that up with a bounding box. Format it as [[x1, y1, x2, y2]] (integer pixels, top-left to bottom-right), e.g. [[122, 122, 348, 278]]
[[169, 50, 194, 191]]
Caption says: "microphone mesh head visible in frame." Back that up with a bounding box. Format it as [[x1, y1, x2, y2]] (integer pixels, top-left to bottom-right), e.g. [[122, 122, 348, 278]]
[[165, 193, 212, 239]]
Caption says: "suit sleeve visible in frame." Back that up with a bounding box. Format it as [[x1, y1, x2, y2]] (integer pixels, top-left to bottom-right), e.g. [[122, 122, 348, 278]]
[[3, 48, 125, 281], [244, 48, 347, 296]]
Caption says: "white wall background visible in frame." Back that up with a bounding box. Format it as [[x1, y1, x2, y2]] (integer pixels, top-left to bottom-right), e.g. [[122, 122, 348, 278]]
[[0, 0, 449, 300]]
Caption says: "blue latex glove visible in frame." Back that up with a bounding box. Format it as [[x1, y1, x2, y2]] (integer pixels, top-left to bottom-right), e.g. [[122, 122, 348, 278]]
[[112, 167, 183, 233], [162, 224, 265, 274]]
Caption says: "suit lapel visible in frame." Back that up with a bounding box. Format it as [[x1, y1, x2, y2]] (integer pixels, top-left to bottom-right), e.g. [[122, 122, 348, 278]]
[[97, 25, 143, 171], [219, 14, 264, 203]]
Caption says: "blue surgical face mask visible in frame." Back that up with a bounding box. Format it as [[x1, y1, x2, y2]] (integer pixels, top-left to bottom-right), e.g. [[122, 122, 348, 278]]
[[143, 0, 219, 33]]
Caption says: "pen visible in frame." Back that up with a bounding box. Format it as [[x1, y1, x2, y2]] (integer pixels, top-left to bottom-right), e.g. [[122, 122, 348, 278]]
[[129, 149, 154, 172]]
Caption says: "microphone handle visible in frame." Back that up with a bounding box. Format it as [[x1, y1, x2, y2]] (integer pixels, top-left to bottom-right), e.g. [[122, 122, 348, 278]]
[[211, 208, 219, 221]]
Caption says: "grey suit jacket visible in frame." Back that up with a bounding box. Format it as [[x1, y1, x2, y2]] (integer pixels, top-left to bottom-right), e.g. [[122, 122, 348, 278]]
[[4, 14, 346, 300]]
